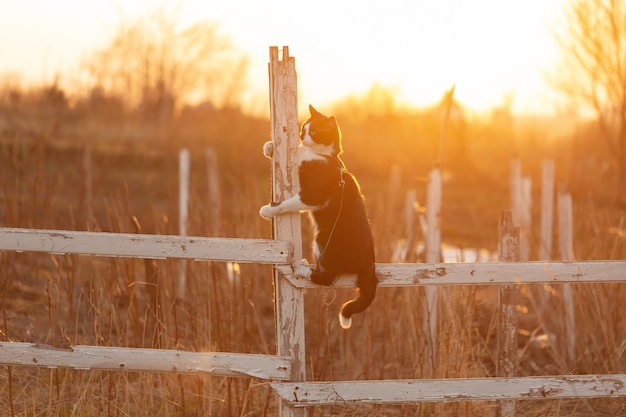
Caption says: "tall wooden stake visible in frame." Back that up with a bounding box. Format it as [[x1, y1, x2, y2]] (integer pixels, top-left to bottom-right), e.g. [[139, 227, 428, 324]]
[[536, 160, 555, 327], [206, 147, 222, 237], [539, 161, 555, 261], [558, 187, 575, 363], [425, 168, 441, 375], [178, 148, 190, 300], [81, 142, 93, 230], [510, 159, 531, 261], [497, 210, 520, 417], [268, 46, 306, 417], [403, 189, 417, 261]]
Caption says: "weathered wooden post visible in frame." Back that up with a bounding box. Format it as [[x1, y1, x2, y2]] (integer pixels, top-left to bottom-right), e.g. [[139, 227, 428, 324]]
[[178, 148, 190, 300], [392, 188, 417, 262], [403, 189, 418, 261], [268, 46, 307, 417], [81, 142, 94, 230], [539, 160, 555, 261], [536, 160, 555, 323], [558, 186, 575, 363], [424, 167, 441, 375], [510, 159, 531, 261], [497, 210, 520, 417], [206, 147, 222, 237], [386, 165, 402, 234]]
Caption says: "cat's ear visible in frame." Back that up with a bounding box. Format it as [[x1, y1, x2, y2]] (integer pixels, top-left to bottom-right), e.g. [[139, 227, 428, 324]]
[[309, 104, 322, 117], [328, 116, 337, 128]]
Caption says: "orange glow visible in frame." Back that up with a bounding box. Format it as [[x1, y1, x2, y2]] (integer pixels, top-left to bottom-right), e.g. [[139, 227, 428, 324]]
[[0, 0, 565, 115]]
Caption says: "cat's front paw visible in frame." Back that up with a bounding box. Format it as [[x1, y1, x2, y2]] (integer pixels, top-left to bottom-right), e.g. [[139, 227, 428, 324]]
[[293, 259, 311, 278], [259, 204, 277, 219], [263, 141, 274, 158]]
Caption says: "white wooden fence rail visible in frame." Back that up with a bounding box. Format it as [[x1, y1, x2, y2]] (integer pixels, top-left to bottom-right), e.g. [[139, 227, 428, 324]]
[[271, 374, 626, 407], [2, 227, 622, 287], [0, 342, 291, 380], [278, 261, 626, 287], [0, 227, 291, 264]]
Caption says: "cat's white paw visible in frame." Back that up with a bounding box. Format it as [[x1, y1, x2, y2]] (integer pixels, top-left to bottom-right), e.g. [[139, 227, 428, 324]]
[[339, 312, 352, 329], [259, 204, 277, 219], [293, 259, 311, 278], [263, 141, 274, 158]]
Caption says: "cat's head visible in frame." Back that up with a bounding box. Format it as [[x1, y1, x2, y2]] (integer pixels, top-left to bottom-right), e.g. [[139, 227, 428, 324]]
[[300, 105, 343, 157]]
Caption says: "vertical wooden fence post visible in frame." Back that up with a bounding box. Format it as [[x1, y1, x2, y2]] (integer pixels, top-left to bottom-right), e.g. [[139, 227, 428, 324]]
[[404, 189, 417, 261], [386, 165, 402, 232], [81, 142, 93, 230], [178, 148, 190, 300], [558, 186, 575, 363], [497, 210, 520, 417], [520, 177, 532, 261], [268, 46, 307, 417], [206, 147, 222, 237], [536, 160, 555, 323], [386, 165, 402, 261], [510, 159, 531, 261], [424, 167, 441, 375], [539, 160, 554, 261]]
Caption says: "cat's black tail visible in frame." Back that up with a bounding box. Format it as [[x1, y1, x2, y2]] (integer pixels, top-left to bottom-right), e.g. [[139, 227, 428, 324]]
[[338, 269, 377, 329]]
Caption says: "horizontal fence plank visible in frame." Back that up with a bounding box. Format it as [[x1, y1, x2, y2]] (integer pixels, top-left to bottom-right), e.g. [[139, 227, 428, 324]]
[[0, 342, 291, 380], [0, 228, 291, 264], [280, 261, 626, 288], [271, 374, 626, 406]]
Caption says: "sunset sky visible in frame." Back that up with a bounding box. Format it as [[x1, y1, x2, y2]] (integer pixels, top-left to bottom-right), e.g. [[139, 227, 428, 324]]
[[0, 0, 566, 115]]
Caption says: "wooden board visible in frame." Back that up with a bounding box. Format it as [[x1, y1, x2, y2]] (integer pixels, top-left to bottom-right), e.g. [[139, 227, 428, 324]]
[[271, 374, 626, 406], [0, 227, 291, 264], [496, 210, 520, 417], [0, 342, 291, 380], [280, 261, 626, 287], [268, 45, 308, 417]]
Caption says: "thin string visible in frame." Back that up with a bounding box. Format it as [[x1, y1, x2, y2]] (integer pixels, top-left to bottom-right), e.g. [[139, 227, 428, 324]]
[[319, 164, 346, 259], [323, 287, 336, 305], [311, 159, 346, 302]]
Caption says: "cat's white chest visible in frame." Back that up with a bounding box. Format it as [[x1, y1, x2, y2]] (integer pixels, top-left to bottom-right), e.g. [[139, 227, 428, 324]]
[[297, 144, 326, 163]]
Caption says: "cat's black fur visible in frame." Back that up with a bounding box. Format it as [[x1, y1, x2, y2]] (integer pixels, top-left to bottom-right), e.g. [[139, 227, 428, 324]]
[[260, 105, 377, 329]]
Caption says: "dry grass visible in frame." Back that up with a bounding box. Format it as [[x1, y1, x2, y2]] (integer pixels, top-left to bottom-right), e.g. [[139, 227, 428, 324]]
[[0, 108, 625, 416]]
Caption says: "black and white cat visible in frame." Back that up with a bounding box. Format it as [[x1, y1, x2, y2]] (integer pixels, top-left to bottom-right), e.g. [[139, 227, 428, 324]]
[[260, 105, 377, 329]]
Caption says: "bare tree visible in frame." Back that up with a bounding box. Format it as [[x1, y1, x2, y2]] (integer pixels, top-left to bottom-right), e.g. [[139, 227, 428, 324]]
[[82, 6, 248, 118], [552, 0, 626, 195]]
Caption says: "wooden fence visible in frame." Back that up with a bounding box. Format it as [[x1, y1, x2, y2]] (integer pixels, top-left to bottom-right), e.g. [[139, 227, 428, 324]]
[[0, 46, 625, 417]]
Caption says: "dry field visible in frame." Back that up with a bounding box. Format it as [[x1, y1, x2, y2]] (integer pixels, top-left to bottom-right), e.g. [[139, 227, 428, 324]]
[[1, 104, 625, 416]]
